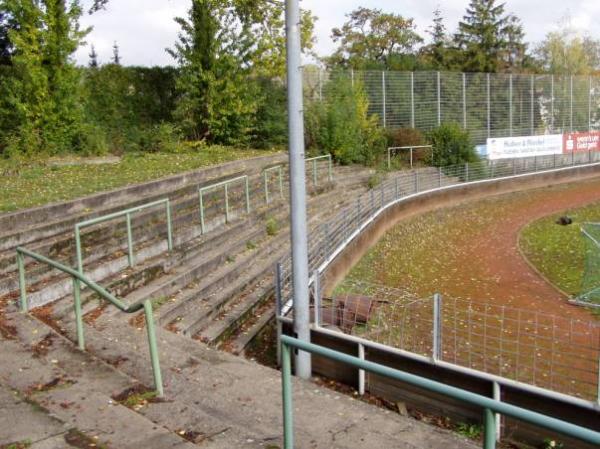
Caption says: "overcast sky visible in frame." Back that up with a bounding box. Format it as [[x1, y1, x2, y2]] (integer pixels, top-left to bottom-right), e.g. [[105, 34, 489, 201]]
[[75, 0, 600, 67]]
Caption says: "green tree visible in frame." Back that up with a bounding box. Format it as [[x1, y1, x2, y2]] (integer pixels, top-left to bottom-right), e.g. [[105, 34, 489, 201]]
[[428, 123, 479, 167], [0, 9, 16, 65], [454, 0, 524, 73], [420, 7, 453, 70], [329, 7, 423, 70]]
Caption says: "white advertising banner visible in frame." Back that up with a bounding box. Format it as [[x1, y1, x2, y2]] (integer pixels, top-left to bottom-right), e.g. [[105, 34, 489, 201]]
[[486, 134, 563, 160]]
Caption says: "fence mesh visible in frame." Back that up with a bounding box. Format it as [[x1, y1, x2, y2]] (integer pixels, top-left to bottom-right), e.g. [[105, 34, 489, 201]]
[[578, 223, 600, 305], [304, 70, 600, 144]]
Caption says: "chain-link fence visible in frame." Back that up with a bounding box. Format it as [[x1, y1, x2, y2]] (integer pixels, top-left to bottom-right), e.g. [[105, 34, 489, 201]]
[[277, 150, 600, 402], [304, 70, 600, 144]]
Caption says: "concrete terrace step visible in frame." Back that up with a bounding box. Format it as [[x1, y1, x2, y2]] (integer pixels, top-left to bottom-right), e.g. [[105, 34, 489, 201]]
[[0, 311, 198, 449]]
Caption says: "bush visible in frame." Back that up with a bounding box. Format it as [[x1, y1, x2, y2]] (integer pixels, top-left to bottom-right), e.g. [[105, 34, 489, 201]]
[[387, 127, 429, 167], [75, 123, 109, 156], [305, 74, 386, 165], [427, 122, 479, 167], [137, 123, 182, 153]]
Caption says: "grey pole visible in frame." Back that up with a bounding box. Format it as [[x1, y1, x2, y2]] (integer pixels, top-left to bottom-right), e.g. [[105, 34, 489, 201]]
[[589, 76, 592, 131], [509, 74, 513, 137], [462, 72, 467, 130], [437, 71, 441, 126], [551, 75, 555, 132], [570, 75, 574, 131], [285, 0, 311, 379], [487, 73, 491, 138], [411, 72, 415, 128], [530, 74, 535, 135], [382, 71, 387, 128]]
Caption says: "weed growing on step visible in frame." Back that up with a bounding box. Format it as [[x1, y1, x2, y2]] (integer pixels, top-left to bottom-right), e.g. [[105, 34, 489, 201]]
[[1, 440, 32, 449], [112, 384, 159, 411], [265, 216, 279, 236], [455, 422, 483, 439], [226, 255, 236, 263], [246, 240, 258, 250], [64, 429, 108, 449], [542, 438, 564, 449]]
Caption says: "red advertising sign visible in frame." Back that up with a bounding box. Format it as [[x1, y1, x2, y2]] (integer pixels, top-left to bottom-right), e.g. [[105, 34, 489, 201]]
[[563, 132, 600, 153]]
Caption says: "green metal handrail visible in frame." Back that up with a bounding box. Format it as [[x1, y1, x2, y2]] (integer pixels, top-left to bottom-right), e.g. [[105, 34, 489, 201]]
[[16, 247, 164, 397], [264, 165, 284, 204], [198, 175, 251, 234], [280, 335, 600, 449], [305, 154, 333, 186], [75, 198, 173, 274]]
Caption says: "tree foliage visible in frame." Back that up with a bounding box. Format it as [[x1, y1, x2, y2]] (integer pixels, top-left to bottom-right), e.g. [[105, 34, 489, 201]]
[[428, 123, 479, 167], [329, 7, 423, 70]]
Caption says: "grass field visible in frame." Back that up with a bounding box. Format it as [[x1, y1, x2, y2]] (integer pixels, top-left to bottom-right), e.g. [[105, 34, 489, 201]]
[[520, 201, 600, 298], [0, 146, 279, 214]]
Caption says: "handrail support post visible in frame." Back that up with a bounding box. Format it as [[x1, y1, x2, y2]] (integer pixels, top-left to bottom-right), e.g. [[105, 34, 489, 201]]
[[72, 277, 85, 350], [144, 300, 164, 398], [126, 212, 134, 267], [17, 251, 27, 312]]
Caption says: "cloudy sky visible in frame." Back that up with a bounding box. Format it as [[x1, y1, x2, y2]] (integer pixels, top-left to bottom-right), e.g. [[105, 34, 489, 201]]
[[75, 0, 600, 67]]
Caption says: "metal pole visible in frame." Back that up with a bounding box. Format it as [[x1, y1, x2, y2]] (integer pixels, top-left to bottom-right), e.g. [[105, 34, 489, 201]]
[[351, 69, 354, 88], [411, 72, 415, 128], [358, 343, 366, 395], [144, 300, 164, 398], [165, 200, 173, 251], [313, 269, 321, 327], [264, 172, 269, 204], [382, 71, 387, 128], [484, 408, 497, 449], [328, 156, 333, 182], [286, 0, 311, 379], [531, 74, 535, 135], [551, 75, 555, 132], [126, 213, 134, 267], [17, 251, 27, 312], [199, 191, 206, 234], [437, 71, 441, 126], [245, 177, 251, 214], [72, 277, 84, 350], [433, 293, 442, 361], [75, 226, 83, 274], [410, 147, 413, 168], [275, 263, 283, 367], [509, 74, 513, 137], [570, 75, 574, 131], [282, 343, 294, 449], [487, 73, 491, 138], [312, 159, 317, 187], [589, 76, 592, 131], [224, 183, 230, 223], [462, 72, 467, 129], [493, 381, 502, 442]]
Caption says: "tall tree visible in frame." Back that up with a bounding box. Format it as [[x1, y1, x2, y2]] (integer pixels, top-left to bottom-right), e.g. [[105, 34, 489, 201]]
[[329, 7, 422, 70], [89, 43, 98, 67], [420, 7, 452, 69], [0, 9, 17, 65], [454, 0, 519, 72]]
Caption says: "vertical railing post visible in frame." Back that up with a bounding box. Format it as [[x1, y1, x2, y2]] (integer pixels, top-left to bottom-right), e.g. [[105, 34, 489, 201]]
[[245, 177, 251, 214], [313, 269, 321, 327], [530, 74, 535, 135], [411, 72, 415, 128], [465, 162, 469, 182], [410, 147, 414, 168], [551, 74, 555, 132], [313, 159, 318, 187], [437, 71, 441, 126], [462, 72, 467, 130], [143, 300, 164, 398], [199, 190, 206, 234], [432, 293, 442, 362], [224, 183, 230, 223], [589, 76, 592, 131], [17, 251, 27, 312], [264, 171, 270, 205], [493, 381, 502, 442], [279, 166, 284, 199], [484, 408, 497, 449], [275, 263, 283, 367], [72, 277, 84, 350], [382, 71, 387, 128], [282, 342, 294, 449], [75, 225, 84, 274], [165, 200, 173, 251], [509, 74, 513, 136], [126, 212, 134, 267], [328, 155, 333, 182], [358, 343, 366, 396], [570, 75, 574, 131]]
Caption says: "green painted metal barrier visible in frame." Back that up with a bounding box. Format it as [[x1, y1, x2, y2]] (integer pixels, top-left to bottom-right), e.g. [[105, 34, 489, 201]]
[[198, 175, 250, 234], [264, 165, 284, 204], [305, 155, 333, 187], [75, 198, 173, 274], [280, 335, 600, 449], [17, 247, 164, 397]]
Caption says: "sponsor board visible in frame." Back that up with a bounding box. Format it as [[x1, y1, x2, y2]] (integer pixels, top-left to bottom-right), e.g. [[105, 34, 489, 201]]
[[487, 134, 563, 160], [563, 131, 600, 153]]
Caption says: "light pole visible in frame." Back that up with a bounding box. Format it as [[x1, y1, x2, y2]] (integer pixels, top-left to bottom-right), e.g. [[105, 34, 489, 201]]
[[285, 0, 311, 379]]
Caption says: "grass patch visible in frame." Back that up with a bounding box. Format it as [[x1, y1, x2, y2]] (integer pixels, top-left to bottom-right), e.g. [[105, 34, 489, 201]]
[[519, 201, 600, 297], [265, 216, 280, 236], [1, 441, 31, 449], [0, 145, 279, 213]]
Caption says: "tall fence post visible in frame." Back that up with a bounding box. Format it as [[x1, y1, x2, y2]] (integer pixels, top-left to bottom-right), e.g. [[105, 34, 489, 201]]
[[328, 155, 333, 182], [382, 71, 387, 128], [414, 170, 419, 193], [462, 72, 467, 130], [264, 171, 270, 205], [551, 74, 555, 132], [432, 293, 442, 362], [313, 158, 318, 187], [509, 74, 513, 137], [530, 74, 535, 135], [589, 76, 592, 131], [437, 71, 441, 126], [487, 73, 491, 139], [411, 72, 415, 128], [275, 263, 283, 367], [313, 269, 321, 328], [570, 75, 574, 132]]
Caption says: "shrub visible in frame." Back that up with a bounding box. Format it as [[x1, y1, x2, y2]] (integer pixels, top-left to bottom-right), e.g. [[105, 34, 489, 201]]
[[266, 216, 279, 236], [137, 123, 182, 153], [75, 123, 109, 156], [427, 122, 479, 167], [305, 74, 386, 165], [387, 127, 429, 167]]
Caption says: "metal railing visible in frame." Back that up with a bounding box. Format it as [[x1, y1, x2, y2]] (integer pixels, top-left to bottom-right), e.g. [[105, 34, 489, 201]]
[[198, 175, 250, 234], [387, 145, 433, 169], [280, 335, 600, 449], [264, 165, 285, 204], [305, 154, 333, 187], [75, 198, 173, 273], [16, 247, 163, 397]]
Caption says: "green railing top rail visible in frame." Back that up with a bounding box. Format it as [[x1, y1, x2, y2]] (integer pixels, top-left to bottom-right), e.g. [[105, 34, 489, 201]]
[[198, 174, 248, 193], [280, 335, 600, 449], [75, 198, 173, 273], [264, 164, 284, 173], [17, 246, 163, 397], [305, 154, 332, 163]]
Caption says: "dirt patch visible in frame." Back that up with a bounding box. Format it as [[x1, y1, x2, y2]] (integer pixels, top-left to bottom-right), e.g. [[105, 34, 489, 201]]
[[31, 304, 66, 335], [31, 333, 56, 357], [64, 428, 109, 449], [83, 303, 108, 325], [27, 374, 74, 393], [111, 384, 160, 410]]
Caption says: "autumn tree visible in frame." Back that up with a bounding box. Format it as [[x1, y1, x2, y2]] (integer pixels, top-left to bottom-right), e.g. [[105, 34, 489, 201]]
[[329, 7, 422, 70]]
